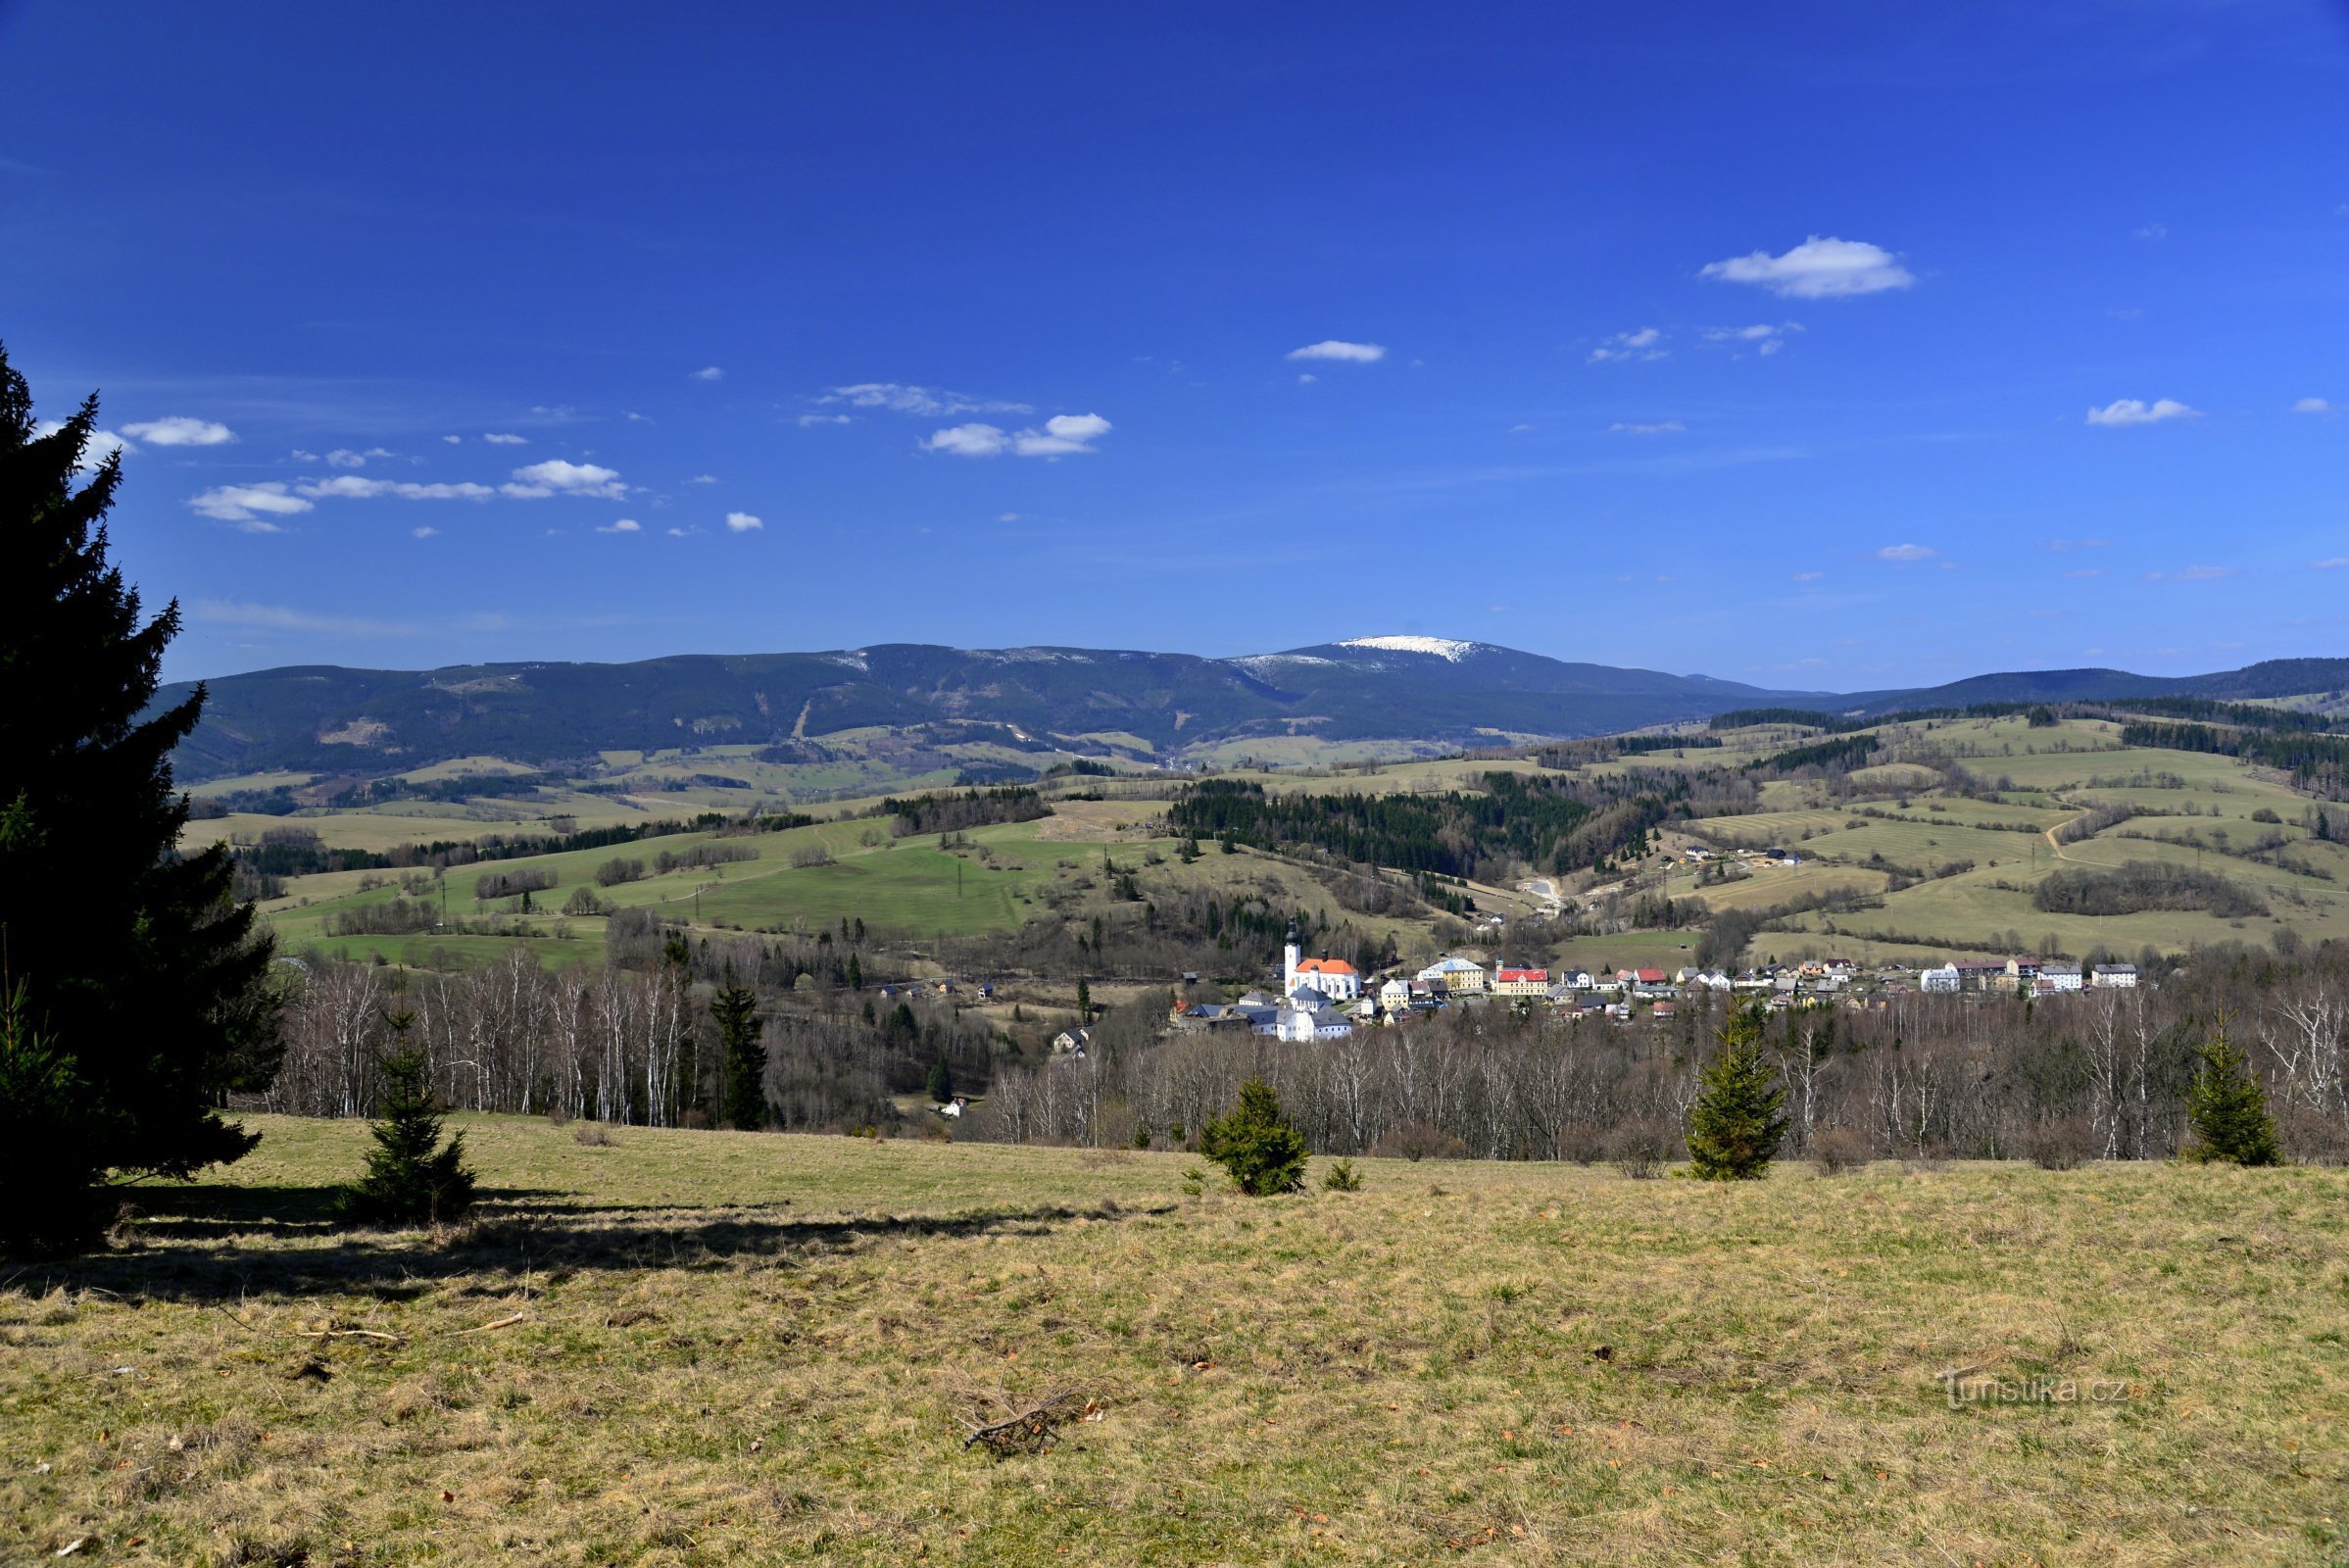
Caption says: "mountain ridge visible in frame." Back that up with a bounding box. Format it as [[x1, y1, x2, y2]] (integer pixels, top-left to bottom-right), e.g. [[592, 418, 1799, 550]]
[[153, 638, 2349, 782]]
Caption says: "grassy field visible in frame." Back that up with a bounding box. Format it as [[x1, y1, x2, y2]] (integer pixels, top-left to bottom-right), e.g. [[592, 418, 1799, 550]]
[[5, 1117, 2344, 1565]]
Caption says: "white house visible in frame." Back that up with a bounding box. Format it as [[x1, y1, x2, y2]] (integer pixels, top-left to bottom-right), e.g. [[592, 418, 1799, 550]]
[[1920, 964, 1961, 994], [2041, 963, 2083, 992], [1275, 1000, 1353, 1041], [1283, 924, 1362, 1001], [1378, 976, 1413, 1011], [2091, 964, 2140, 989]]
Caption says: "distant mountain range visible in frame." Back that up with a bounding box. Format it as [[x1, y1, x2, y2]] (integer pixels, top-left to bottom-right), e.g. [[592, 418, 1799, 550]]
[[155, 635, 2349, 782]]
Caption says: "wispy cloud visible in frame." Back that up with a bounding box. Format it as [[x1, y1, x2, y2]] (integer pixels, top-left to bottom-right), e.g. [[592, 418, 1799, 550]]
[[2144, 565, 2238, 581], [725, 512, 763, 532], [1700, 236, 1915, 299], [1876, 543, 1936, 562], [412, 526, 437, 539], [295, 476, 497, 502], [503, 460, 626, 499], [194, 600, 417, 636], [691, 366, 725, 381], [1608, 419, 1685, 435], [818, 383, 1030, 417], [2293, 397, 2331, 415], [597, 518, 642, 534], [189, 482, 314, 526], [2042, 537, 2114, 552], [2087, 397, 2197, 427], [1589, 327, 1664, 364], [1703, 321, 1803, 356], [1791, 570, 1823, 581], [2133, 222, 2169, 241], [1286, 340, 1386, 364], [685, 473, 718, 484], [799, 413, 854, 426], [122, 415, 236, 446], [483, 431, 528, 444], [2312, 557, 2349, 569]]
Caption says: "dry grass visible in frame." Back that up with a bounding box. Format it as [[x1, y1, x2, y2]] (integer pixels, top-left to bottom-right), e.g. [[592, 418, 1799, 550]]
[[5, 1116, 2346, 1565]]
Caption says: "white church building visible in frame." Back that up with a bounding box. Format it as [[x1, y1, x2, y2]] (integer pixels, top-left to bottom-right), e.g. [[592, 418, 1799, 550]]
[[1282, 924, 1361, 1002]]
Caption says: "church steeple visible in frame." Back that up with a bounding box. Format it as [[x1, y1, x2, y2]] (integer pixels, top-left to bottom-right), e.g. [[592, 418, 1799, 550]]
[[1283, 920, 1301, 995]]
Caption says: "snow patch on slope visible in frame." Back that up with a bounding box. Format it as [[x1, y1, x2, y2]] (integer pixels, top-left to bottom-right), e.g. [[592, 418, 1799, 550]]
[[1338, 635, 1481, 662]]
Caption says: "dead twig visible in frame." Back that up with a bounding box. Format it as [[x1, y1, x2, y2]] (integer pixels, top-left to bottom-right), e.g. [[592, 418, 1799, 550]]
[[290, 1327, 403, 1346], [450, 1311, 529, 1337], [960, 1388, 1085, 1454]]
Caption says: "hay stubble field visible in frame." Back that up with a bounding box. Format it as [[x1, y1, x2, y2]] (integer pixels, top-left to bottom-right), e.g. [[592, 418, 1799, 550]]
[[6, 1118, 2345, 1565]]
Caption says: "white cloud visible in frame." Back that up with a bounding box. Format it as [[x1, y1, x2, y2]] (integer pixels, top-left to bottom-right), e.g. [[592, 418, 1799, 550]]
[[923, 423, 1009, 458], [1506, 422, 1532, 433], [482, 432, 527, 445], [691, 366, 725, 381], [2134, 223, 2168, 241], [2293, 397, 2330, 415], [1013, 413, 1110, 457], [819, 383, 1030, 417], [1296, 372, 1317, 384], [685, 473, 718, 484], [32, 419, 134, 473], [2311, 557, 2349, 569], [295, 476, 497, 501], [1792, 571, 1823, 581], [442, 434, 463, 444], [597, 518, 643, 534], [725, 511, 763, 532], [325, 448, 367, 468], [1608, 419, 1686, 435], [365, 447, 393, 459], [1877, 543, 1936, 562], [412, 525, 437, 539], [1286, 340, 1386, 364], [122, 415, 236, 447], [1703, 321, 1804, 356], [665, 526, 699, 538], [2167, 564, 2238, 581], [798, 413, 854, 427], [2086, 398, 2198, 427], [189, 482, 314, 525], [504, 459, 626, 499], [1700, 236, 1916, 299], [997, 512, 1019, 522], [926, 413, 1112, 459], [1589, 327, 1665, 364]]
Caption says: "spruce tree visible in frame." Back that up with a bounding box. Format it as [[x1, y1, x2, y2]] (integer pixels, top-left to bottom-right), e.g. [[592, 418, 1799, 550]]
[[1198, 1077, 1308, 1196], [925, 1055, 954, 1103], [711, 975, 766, 1130], [337, 1015, 476, 1226], [0, 343, 282, 1254], [1686, 1005, 1787, 1180], [2184, 1017, 2280, 1166]]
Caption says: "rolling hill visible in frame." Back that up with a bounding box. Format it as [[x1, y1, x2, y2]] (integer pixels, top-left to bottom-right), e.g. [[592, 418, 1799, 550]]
[[154, 636, 2349, 783]]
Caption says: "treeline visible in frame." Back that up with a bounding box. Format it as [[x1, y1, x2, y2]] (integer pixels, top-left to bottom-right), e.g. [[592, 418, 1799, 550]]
[[969, 947, 2349, 1165], [1709, 708, 1874, 732], [219, 808, 815, 882], [2119, 722, 2349, 801], [2033, 860, 2270, 919], [2107, 697, 2340, 734], [882, 786, 1051, 836], [1537, 733, 1722, 765], [1166, 776, 1593, 881], [265, 921, 1003, 1130], [1745, 733, 1880, 775]]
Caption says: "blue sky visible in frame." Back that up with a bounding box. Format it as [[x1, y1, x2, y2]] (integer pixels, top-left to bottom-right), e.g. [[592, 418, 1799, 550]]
[[5, 1, 2346, 690]]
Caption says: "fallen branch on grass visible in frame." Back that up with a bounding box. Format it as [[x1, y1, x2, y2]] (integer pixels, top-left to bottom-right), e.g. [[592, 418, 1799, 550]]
[[291, 1327, 403, 1346], [450, 1311, 529, 1337], [960, 1388, 1086, 1454]]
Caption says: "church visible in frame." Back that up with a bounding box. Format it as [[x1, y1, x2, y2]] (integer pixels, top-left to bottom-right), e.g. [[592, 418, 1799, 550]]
[[1282, 923, 1361, 1002]]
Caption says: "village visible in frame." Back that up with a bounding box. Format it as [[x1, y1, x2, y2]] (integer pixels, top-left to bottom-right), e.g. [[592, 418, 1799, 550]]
[[1140, 925, 2148, 1045]]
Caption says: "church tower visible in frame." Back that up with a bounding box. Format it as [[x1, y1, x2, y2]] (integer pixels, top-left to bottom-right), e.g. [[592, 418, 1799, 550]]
[[1283, 920, 1301, 996]]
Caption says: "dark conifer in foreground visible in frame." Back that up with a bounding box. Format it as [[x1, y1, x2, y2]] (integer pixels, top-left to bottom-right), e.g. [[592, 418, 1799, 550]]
[[1687, 1005, 1786, 1181], [712, 974, 767, 1130], [0, 342, 282, 1255], [338, 1015, 476, 1226], [1199, 1077, 1308, 1196], [2184, 1016, 2280, 1166]]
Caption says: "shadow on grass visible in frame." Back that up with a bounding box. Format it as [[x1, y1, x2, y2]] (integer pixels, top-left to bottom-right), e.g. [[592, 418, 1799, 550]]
[[16, 1193, 1173, 1303]]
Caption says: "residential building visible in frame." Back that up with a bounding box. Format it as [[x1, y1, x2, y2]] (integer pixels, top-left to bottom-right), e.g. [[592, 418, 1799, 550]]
[[2041, 963, 2083, 992], [1492, 965, 1550, 997], [2091, 963, 2140, 989], [1920, 964, 1961, 994], [1416, 956, 1490, 994]]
